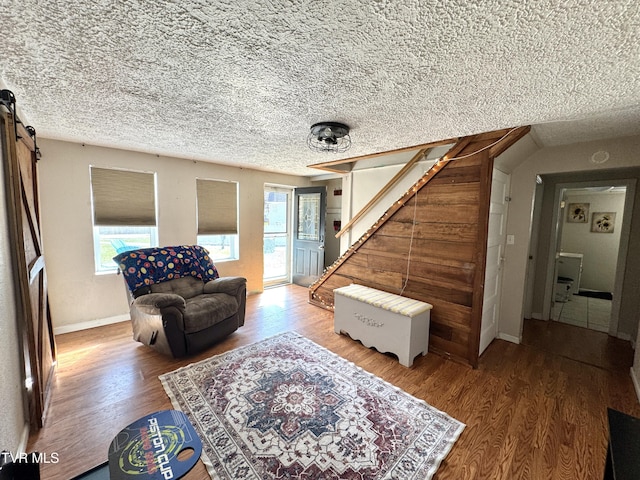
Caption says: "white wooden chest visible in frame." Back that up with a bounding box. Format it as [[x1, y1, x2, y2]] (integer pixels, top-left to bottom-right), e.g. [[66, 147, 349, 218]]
[[333, 284, 432, 367]]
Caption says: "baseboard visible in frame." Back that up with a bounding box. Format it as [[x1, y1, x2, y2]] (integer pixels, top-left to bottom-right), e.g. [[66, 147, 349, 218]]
[[497, 332, 520, 344], [531, 312, 543, 320], [53, 314, 129, 335], [631, 366, 640, 404]]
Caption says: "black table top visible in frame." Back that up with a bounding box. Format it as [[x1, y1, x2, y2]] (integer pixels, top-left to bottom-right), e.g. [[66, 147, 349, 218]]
[[607, 408, 640, 480]]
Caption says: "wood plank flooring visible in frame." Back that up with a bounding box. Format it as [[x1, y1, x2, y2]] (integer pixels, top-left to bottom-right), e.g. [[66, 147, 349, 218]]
[[522, 317, 634, 371], [28, 285, 640, 479]]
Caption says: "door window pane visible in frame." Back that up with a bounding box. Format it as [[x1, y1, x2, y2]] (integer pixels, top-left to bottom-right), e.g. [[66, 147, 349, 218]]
[[297, 193, 321, 241]]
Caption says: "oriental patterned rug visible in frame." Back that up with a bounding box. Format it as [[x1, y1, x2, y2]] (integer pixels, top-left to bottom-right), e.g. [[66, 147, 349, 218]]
[[159, 332, 464, 479]]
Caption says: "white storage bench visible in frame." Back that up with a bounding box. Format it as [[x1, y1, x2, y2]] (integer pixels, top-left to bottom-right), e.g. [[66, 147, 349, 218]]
[[333, 284, 433, 367]]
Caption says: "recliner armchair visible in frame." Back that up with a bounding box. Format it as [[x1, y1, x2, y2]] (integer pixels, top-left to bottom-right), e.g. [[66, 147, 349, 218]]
[[113, 245, 246, 357]]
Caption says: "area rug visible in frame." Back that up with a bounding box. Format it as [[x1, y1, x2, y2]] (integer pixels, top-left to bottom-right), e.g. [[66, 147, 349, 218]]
[[159, 331, 464, 479]]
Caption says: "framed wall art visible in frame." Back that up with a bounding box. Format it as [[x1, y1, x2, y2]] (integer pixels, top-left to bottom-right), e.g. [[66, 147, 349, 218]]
[[567, 203, 589, 223], [591, 212, 616, 233]]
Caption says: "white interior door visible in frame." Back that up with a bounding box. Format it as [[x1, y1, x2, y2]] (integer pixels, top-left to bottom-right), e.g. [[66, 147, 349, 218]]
[[479, 169, 510, 355]]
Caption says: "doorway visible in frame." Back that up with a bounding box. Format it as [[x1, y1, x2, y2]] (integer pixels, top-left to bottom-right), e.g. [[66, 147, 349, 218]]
[[526, 173, 636, 340], [551, 186, 627, 333], [263, 185, 293, 287], [522, 172, 637, 369]]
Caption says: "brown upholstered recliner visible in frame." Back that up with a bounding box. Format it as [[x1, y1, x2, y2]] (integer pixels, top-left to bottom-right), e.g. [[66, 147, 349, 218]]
[[114, 245, 246, 357]]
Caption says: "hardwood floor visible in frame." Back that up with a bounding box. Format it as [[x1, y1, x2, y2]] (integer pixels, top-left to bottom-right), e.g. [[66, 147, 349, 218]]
[[29, 285, 640, 479], [522, 317, 634, 371]]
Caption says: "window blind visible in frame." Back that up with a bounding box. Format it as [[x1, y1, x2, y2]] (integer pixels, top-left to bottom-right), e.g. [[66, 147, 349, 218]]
[[197, 178, 238, 235], [90, 167, 156, 226]]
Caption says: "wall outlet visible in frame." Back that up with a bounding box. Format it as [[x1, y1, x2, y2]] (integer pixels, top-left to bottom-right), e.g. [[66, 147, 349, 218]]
[[506, 234, 515, 245]]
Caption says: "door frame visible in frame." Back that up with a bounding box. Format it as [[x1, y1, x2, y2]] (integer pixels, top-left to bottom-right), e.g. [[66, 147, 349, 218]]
[[543, 178, 636, 335]]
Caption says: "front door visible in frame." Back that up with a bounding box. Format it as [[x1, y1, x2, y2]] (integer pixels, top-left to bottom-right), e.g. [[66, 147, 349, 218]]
[[1, 107, 56, 429], [292, 187, 326, 287], [479, 169, 510, 355]]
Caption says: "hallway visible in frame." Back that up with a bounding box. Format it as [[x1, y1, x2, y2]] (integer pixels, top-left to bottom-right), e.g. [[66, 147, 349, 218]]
[[522, 316, 633, 371], [551, 294, 611, 332]]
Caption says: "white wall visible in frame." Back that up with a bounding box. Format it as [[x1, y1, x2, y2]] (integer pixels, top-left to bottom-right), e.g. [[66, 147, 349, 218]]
[[312, 177, 342, 268], [340, 160, 437, 252], [500, 134, 640, 342], [561, 191, 625, 292], [0, 142, 28, 454], [37, 139, 311, 330]]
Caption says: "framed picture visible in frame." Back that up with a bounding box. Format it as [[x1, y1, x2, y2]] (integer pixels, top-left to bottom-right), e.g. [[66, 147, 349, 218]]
[[591, 212, 616, 233], [567, 203, 589, 223]]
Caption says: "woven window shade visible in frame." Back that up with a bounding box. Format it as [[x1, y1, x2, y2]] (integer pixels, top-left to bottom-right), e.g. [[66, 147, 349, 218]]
[[91, 167, 156, 226], [197, 179, 238, 235]]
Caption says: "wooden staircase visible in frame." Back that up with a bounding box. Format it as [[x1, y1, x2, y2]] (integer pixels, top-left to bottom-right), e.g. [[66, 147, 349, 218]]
[[309, 127, 530, 367]]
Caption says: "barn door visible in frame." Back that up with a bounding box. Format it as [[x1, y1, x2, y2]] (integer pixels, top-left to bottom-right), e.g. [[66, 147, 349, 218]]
[[1, 102, 56, 429]]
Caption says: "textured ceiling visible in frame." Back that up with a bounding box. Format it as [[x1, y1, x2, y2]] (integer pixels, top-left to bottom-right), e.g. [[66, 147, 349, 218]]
[[1, 1, 639, 176]]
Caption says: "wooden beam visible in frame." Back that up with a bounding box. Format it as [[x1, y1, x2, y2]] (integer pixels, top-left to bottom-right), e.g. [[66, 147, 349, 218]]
[[335, 148, 430, 238], [489, 126, 531, 158], [307, 137, 457, 172]]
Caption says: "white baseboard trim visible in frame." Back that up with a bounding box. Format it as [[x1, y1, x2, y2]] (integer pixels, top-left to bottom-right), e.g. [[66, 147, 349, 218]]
[[531, 312, 543, 320], [497, 332, 520, 344], [631, 367, 640, 404], [53, 314, 129, 335]]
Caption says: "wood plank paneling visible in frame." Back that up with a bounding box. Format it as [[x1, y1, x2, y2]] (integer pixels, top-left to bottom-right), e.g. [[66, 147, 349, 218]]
[[430, 164, 483, 185], [334, 262, 404, 290], [309, 128, 530, 366], [359, 236, 476, 264], [394, 202, 479, 224], [379, 220, 478, 242], [423, 182, 480, 204], [392, 274, 475, 307]]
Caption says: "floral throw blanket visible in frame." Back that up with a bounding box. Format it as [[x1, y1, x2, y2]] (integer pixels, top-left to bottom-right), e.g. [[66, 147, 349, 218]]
[[113, 245, 219, 294]]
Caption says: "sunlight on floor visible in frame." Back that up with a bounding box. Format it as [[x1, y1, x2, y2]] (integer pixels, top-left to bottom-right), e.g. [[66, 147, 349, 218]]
[[258, 284, 291, 307], [551, 294, 611, 332], [57, 344, 101, 364]]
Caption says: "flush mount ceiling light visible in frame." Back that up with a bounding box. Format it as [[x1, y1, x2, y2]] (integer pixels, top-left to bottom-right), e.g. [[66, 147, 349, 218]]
[[307, 122, 351, 153]]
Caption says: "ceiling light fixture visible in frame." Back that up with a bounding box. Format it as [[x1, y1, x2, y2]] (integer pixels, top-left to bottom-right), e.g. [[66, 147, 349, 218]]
[[307, 122, 351, 153]]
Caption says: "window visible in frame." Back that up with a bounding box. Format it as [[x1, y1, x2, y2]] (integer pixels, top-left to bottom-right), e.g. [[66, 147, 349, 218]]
[[196, 178, 239, 262], [264, 186, 291, 284], [90, 167, 157, 273]]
